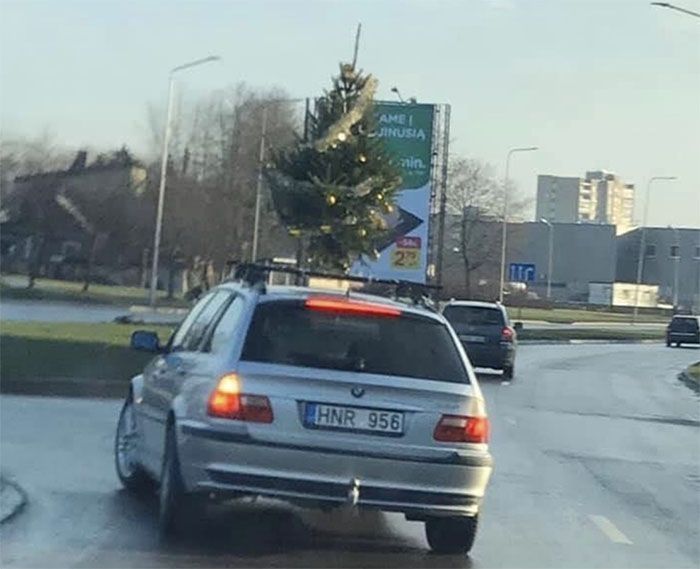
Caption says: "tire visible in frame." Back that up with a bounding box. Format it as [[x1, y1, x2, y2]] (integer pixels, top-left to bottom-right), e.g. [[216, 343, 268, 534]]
[[502, 364, 514, 381], [159, 424, 203, 539], [676, 342, 682, 348], [425, 515, 478, 555], [114, 394, 153, 494]]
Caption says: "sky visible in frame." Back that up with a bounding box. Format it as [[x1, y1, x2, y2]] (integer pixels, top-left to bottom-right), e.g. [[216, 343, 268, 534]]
[[1, 0, 699, 227]]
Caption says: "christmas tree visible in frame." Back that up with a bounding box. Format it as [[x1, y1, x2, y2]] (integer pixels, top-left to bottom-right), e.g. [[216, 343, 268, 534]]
[[267, 62, 401, 271]]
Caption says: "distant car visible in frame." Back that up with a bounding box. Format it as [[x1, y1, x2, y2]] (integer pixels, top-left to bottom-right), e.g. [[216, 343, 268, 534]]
[[442, 301, 517, 379], [114, 278, 493, 555], [666, 315, 700, 347]]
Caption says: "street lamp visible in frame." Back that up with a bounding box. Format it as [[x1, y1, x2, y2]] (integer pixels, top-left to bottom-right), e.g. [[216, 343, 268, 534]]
[[390, 87, 405, 103], [149, 55, 220, 307], [633, 175, 677, 321], [540, 218, 554, 299], [499, 146, 538, 303], [251, 98, 306, 261], [671, 226, 680, 309], [651, 2, 700, 18]]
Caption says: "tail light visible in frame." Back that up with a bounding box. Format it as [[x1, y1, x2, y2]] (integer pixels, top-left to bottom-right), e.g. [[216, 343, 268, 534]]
[[434, 415, 489, 443], [207, 374, 273, 423], [501, 326, 515, 342], [305, 296, 401, 318]]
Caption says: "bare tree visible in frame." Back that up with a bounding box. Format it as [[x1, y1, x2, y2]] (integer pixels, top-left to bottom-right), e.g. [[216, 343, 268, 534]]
[[444, 157, 529, 297], [144, 84, 300, 289]]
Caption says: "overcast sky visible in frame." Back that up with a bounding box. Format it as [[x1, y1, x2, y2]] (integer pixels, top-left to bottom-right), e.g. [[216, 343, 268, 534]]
[[1, 0, 699, 227]]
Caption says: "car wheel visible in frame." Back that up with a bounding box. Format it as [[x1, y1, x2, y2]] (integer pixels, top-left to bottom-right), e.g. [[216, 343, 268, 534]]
[[676, 342, 682, 347], [425, 515, 478, 555], [114, 393, 153, 493], [159, 424, 203, 539], [502, 364, 514, 381]]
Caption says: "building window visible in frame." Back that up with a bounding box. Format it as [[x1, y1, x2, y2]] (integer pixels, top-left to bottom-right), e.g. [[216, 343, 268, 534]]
[[670, 245, 680, 259], [645, 244, 656, 258]]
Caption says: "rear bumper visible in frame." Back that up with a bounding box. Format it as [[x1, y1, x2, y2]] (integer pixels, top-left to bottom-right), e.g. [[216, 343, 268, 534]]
[[178, 422, 492, 517], [461, 342, 515, 369], [668, 332, 700, 344]]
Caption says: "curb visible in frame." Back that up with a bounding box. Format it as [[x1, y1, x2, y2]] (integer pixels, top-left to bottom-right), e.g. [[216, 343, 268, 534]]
[[0, 477, 28, 525], [129, 305, 188, 315], [519, 339, 663, 346]]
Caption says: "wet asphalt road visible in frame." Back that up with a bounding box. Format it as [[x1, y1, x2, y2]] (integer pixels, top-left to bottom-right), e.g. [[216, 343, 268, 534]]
[[1, 344, 699, 568]]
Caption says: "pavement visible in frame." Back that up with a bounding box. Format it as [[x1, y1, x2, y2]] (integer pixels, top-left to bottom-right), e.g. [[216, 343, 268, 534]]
[[1, 343, 699, 568]]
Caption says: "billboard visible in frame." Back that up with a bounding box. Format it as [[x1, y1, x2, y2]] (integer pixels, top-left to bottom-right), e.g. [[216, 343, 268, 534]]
[[352, 102, 435, 283]]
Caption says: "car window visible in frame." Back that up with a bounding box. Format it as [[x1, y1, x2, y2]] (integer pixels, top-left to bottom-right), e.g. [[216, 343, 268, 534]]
[[443, 305, 505, 327], [169, 292, 217, 350], [241, 301, 469, 384], [671, 317, 699, 332], [207, 295, 247, 354], [177, 291, 232, 352]]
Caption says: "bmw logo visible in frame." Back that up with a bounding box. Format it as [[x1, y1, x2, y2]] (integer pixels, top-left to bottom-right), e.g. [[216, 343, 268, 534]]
[[351, 386, 365, 398]]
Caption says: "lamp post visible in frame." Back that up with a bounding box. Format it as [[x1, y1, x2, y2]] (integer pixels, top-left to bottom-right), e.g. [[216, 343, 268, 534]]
[[251, 98, 305, 261], [651, 2, 700, 18], [390, 86, 405, 103], [671, 226, 680, 309], [633, 175, 677, 322], [149, 55, 220, 307], [540, 218, 554, 299], [499, 146, 538, 303]]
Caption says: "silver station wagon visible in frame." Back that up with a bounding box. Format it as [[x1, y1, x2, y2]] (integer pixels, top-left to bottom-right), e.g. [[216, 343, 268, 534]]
[[114, 268, 493, 554]]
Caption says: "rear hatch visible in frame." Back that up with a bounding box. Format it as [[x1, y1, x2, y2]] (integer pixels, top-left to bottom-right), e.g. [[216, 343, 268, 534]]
[[670, 317, 699, 335], [232, 296, 485, 460], [442, 304, 506, 346]]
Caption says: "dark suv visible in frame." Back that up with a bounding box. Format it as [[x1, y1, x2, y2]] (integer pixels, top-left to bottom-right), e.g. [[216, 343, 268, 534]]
[[666, 315, 700, 347], [442, 301, 516, 379]]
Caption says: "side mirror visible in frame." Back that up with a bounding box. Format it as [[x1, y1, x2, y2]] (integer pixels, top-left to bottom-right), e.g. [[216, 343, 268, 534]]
[[130, 330, 162, 352], [513, 321, 524, 332]]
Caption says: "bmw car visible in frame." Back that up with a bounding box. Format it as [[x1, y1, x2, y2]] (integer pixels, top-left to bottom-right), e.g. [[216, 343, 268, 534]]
[[114, 279, 493, 554]]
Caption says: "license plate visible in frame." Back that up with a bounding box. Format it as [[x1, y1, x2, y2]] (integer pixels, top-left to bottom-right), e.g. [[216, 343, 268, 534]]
[[460, 335, 486, 343], [304, 403, 404, 435]]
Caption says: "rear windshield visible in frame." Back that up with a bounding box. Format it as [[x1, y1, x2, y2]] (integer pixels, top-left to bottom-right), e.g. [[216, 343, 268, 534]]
[[443, 305, 505, 327], [241, 301, 469, 384], [671, 317, 699, 332]]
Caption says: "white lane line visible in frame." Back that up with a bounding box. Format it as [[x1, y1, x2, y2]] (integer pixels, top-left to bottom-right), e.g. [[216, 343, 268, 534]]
[[505, 417, 517, 426], [588, 515, 633, 545]]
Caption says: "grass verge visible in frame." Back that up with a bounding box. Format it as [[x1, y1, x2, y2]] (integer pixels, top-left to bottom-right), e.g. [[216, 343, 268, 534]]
[[519, 327, 664, 342], [0, 322, 174, 389], [683, 362, 700, 384], [507, 306, 666, 325], [0, 275, 188, 308]]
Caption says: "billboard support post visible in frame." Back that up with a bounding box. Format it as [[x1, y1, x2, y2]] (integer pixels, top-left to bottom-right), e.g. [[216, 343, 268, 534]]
[[435, 104, 451, 291]]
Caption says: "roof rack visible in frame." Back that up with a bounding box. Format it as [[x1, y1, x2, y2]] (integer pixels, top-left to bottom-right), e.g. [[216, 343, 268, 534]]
[[225, 261, 441, 309]]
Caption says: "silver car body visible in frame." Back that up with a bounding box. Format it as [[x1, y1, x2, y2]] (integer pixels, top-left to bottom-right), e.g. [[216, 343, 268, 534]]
[[129, 283, 493, 519]]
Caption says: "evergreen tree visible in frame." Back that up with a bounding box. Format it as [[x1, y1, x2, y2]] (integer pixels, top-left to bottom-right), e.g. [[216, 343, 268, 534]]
[[267, 62, 401, 270]]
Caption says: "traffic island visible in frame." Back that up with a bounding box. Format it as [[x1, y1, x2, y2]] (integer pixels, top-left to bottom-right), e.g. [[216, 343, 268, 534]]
[[678, 362, 700, 394], [518, 327, 664, 343], [0, 477, 27, 524], [0, 322, 174, 398]]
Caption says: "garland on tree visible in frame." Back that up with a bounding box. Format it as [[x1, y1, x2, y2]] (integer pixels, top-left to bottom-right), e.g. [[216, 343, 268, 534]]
[[267, 62, 401, 270]]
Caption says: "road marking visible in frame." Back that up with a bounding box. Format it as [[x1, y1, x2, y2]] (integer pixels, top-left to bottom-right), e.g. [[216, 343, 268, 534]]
[[501, 380, 511, 386], [588, 515, 633, 545], [505, 417, 517, 426]]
